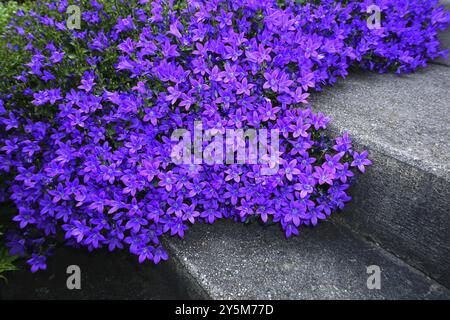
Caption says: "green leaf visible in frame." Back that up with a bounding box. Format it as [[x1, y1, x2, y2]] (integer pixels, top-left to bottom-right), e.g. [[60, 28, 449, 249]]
[[0, 248, 19, 279], [0, 274, 8, 284]]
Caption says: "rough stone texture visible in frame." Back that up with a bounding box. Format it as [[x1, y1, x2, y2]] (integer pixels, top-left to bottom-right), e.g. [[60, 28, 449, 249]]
[[309, 64, 450, 287], [0, 245, 191, 299], [436, 0, 450, 66], [164, 221, 450, 300]]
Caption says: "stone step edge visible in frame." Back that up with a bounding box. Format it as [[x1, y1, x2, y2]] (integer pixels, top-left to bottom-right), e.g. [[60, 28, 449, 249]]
[[322, 118, 450, 283], [162, 220, 450, 299], [330, 220, 450, 292]]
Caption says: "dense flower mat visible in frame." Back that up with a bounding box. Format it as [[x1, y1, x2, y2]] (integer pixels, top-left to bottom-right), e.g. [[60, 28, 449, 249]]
[[0, 0, 448, 271]]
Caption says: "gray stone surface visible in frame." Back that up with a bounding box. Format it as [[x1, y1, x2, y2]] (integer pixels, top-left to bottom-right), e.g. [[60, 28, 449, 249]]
[[164, 221, 450, 300], [437, 0, 450, 66], [309, 64, 450, 287], [312, 65, 450, 180]]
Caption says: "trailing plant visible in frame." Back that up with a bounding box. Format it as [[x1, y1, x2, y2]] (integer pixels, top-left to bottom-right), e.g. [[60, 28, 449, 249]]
[[0, 0, 448, 271]]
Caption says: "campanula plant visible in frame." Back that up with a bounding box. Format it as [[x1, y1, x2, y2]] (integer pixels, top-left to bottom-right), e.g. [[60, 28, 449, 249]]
[[0, 0, 448, 272]]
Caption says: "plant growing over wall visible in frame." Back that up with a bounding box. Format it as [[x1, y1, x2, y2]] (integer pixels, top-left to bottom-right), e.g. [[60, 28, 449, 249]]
[[0, 0, 448, 272]]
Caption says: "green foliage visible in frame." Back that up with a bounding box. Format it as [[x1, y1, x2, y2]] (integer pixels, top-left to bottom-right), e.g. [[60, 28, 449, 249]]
[[0, 1, 22, 32], [0, 227, 18, 283], [0, 249, 18, 284], [0, 0, 135, 120]]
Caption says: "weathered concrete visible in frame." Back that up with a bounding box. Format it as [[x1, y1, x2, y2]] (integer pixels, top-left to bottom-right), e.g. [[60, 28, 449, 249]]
[[436, 0, 450, 66], [164, 220, 450, 299], [309, 64, 450, 287]]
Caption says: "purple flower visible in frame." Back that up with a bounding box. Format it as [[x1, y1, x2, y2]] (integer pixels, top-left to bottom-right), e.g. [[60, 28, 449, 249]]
[[246, 44, 272, 64], [167, 196, 184, 217], [335, 163, 354, 183], [0, 0, 407, 268], [84, 229, 105, 248], [294, 174, 316, 199], [161, 39, 179, 58], [291, 87, 309, 104], [281, 159, 301, 181], [290, 118, 311, 138], [13, 210, 36, 229], [323, 152, 345, 173], [263, 69, 281, 92], [27, 254, 47, 273], [165, 218, 188, 238], [201, 208, 223, 224], [137, 246, 154, 263], [125, 215, 148, 233], [305, 206, 326, 226], [158, 172, 177, 192], [351, 151, 372, 173], [333, 132, 352, 153], [235, 78, 254, 96], [313, 167, 335, 185], [284, 223, 299, 238], [182, 204, 200, 224], [153, 246, 169, 264], [48, 183, 71, 203], [78, 71, 96, 92], [284, 202, 305, 227]]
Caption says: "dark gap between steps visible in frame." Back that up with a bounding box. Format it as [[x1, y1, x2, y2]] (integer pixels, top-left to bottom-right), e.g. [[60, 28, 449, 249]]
[[0, 243, 194, 299]]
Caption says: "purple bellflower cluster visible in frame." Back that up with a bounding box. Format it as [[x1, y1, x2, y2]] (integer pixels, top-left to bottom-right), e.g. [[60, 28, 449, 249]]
[[0, 0, 448, 272]]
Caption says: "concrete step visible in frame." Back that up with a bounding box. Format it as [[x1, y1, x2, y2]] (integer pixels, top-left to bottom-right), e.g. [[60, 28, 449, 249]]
[[164, 220, 450, 299], [310, 64, 450, 287], [437, 0, 450, 66]]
